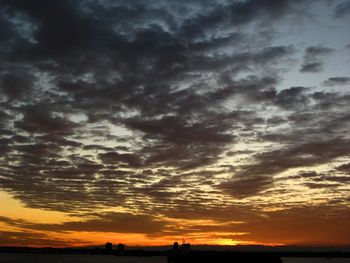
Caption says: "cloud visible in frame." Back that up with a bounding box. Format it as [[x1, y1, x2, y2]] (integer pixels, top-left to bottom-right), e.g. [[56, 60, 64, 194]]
[[336, 163, 350, 173], [0, 71, 35, 100], [334, 1, 350, 18], [323, 77, 350, 86], [14, 104, 79, 135], [0, 230, 71, 246], [274, 86, 309, 109], [300, 46, 333, 73], [300, 62, 323, 73], [304, 182, 340, 189], [219, 138, 350, 198], [98, 152, 143, 168], [218, 176, 272, 199], [20, 212, 165, 234]]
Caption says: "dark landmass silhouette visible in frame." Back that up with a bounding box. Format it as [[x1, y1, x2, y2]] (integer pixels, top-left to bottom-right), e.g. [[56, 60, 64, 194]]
[[1, 244, 350, 261], [168, 251, 283, 263]]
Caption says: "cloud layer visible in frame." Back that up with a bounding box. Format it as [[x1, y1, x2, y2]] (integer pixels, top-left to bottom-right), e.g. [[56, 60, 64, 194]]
[[0, 0, 349, 246]]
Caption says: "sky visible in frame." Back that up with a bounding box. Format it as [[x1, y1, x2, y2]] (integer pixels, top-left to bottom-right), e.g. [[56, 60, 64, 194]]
[[0, 0, 350, 247]]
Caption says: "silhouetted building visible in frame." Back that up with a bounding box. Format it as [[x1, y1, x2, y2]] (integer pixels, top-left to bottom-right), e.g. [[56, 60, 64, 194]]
[[173, 242, 179, 251]]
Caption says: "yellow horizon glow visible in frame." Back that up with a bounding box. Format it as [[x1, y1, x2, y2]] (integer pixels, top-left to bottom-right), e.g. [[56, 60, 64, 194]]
[[0, 191, 78, 224]]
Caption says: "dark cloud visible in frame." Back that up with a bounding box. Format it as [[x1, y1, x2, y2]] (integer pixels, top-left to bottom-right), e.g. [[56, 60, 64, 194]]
[[334, 1, 350, 18], [0, 0, 101, 57], [304, 182, 341, 189], [298, 171, 320, 178], [180, 0, 302, 38], [336, 163, 350, 173], [0, 71, 35, 100], [323, 176, 350, 184], [274, 86, 309, 109], [218, 175, 272, 199], [300, 46, 333, 73], [300, 62, 323, 73], [304, 46, 334, 57], [323, 77, 350, 86], [98, 152, 143, 168], [14, 104, 79, 135]]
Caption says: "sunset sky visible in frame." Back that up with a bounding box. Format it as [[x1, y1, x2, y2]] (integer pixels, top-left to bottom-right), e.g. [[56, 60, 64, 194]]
[[0, 0, 350, 247]]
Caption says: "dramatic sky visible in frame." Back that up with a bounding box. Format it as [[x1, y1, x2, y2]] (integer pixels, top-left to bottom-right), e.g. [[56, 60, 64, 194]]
[[0, 0, 350, 247]]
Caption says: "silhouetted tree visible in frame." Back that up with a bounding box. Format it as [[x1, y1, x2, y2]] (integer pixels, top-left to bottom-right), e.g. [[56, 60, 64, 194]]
[[117, 243, 125, 255], [105, 242, 113, 254]]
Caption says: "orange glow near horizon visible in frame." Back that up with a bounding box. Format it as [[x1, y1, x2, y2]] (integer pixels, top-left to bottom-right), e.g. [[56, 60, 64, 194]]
[[0, 227, 285, 248], [1, 191, 350, 247]]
